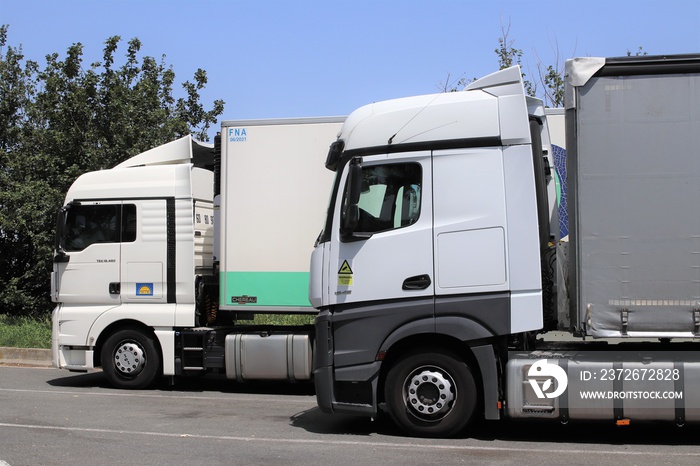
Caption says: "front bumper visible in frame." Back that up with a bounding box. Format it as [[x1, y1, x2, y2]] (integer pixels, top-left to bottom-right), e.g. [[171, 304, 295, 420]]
[[54, 345, 95, 372]]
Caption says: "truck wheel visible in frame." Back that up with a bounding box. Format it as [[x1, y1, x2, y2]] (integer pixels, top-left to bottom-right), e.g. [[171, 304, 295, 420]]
[[101, 328, 161, 389], [384, 350, 477, 438]]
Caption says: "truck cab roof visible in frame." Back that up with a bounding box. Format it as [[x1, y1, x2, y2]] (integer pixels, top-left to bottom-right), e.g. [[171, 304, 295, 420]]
[[115, 135, 215, 170], [337, 66, 537, 156]]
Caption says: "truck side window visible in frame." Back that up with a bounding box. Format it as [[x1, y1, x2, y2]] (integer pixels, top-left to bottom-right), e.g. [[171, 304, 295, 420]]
[[351, 163, 422, 233], [122, 204, 136, 243], [64, 204, 136, 251]]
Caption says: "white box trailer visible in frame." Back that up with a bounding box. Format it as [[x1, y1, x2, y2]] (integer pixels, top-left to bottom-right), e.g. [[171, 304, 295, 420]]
[[218, 118, 344, 313]]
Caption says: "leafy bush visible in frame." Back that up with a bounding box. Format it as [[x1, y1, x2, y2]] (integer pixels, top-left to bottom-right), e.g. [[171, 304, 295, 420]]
[[0, 314, 52, 348]]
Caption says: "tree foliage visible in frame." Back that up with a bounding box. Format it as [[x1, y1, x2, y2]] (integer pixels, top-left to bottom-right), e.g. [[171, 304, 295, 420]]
[[0, 25, 224, 316]]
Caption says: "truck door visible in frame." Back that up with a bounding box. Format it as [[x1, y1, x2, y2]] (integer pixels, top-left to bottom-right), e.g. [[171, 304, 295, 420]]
[[53, 202, 127, 305], [328, 152, 433, 305], [119, 199, 168, 304]]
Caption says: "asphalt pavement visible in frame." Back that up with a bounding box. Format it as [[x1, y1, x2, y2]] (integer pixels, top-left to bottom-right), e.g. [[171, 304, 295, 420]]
[[3, 366, 700, 465]]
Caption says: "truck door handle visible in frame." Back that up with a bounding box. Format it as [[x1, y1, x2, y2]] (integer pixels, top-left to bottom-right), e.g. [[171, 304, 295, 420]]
[[402, 274, 431, 290], [109, 282, 121, 295]]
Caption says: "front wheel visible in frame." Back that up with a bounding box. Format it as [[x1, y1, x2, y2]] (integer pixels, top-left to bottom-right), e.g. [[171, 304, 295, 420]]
[[384, 349, 478, 438], [101, 328, 161, 389]]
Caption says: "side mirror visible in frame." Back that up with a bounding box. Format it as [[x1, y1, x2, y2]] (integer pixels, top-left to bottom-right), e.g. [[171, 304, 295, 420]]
[[53, 202, 79, 263], [325, 140, 345, 171], [55, 206, 69, 250]]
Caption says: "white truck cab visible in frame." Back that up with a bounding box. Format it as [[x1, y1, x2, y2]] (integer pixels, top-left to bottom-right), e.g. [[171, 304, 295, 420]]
[[52, 136, 214, 386], [311, 66, 557, 436]]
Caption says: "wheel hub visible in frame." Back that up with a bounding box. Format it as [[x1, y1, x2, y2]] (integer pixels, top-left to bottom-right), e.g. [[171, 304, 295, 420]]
[[405, 368, 455, 421], [114, 341, 146, 377]]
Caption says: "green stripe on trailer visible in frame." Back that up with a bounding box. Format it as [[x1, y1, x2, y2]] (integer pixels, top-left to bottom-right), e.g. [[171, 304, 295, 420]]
[[221, 271, 313, 308]]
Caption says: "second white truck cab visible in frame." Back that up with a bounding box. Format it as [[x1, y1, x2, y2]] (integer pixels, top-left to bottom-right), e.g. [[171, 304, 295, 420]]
[[52, 136, 214, 386], [311, 65, 551, 328], [311, 66, 556, 435]]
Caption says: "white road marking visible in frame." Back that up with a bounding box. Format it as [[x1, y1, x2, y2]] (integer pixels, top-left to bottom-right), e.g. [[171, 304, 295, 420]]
[[1, 422, 699, 457]]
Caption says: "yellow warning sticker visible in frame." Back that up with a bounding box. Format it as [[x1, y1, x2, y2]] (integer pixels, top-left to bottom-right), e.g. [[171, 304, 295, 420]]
[[338, 275, 353, 286], [338, 260, 353, 275], [338, 260, 353, 286]]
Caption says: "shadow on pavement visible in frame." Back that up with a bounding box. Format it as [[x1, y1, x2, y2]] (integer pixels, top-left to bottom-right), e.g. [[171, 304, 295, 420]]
[[47, 370, 316, 397], [290, 407, 700, 445], [290, 407, 402, 436], [47, 371, 111, 388]]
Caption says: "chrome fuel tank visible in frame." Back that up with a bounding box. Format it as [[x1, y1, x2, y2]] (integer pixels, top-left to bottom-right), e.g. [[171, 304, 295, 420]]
[[506, 351, 700, 423]]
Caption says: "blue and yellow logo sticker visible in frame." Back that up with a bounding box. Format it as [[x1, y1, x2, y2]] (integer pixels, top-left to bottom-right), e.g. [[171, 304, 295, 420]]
[[136, 283, 154, 296]]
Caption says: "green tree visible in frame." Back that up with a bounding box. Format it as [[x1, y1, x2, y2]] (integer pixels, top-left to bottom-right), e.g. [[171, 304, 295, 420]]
[[0, 26, 225, 317], [539, 63, 564, 108], [0, 25, 43, 316]]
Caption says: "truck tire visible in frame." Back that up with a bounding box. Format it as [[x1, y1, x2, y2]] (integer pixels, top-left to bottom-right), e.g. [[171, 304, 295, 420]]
[[384, 349, 477, 438], [101, 328, 161, 389]]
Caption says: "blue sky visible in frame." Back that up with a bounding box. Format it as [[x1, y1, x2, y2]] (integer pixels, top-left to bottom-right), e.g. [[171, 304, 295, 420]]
[[2, 0, 699, 140]]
